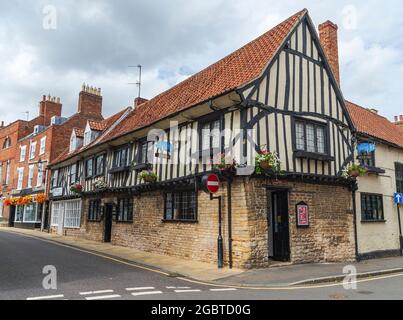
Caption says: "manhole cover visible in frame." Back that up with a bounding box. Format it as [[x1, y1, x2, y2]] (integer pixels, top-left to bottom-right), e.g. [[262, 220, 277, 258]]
[[358, 291, 374, 295]]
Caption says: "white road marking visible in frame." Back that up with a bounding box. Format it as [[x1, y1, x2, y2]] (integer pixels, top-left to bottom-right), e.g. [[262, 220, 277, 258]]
[[166, 286, 191, 289], [131, 291, 163, 296], [27, 294, 65, 300], [79, 289, 114, 296], [209, 288, 238, 292], [126, 287, 155, 291], [174, 289, 202, 293], [85, 294, 121, 300]]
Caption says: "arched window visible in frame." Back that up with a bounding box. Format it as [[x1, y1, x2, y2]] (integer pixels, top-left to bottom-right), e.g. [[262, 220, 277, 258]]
[[2, 137, 11, 149]]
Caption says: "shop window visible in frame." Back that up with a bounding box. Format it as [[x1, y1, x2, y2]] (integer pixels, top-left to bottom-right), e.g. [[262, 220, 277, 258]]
[[164, 190, 197, 221], [361, 193, 384, 222]]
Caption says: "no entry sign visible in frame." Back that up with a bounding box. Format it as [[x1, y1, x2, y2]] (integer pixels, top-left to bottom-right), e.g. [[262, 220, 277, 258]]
[[202, 174, 220, 194]]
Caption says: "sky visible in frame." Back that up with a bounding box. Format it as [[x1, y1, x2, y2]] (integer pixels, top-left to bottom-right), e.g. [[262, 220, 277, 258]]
[[0, 0, 402, 124]]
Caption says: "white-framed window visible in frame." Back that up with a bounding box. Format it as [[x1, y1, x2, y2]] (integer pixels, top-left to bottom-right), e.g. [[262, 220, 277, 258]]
[[39, 137, 46, 155], [63, 200, 81, 228], [28, 165, 34, 188], [37, 162, 44, 187], [29, 141, 37, 160], [17, 167, 24, 190], [51, 169, 59, 188], [20, 145, 27, 162], [51, 202, 63, 227], [5, 160, 10, 185]]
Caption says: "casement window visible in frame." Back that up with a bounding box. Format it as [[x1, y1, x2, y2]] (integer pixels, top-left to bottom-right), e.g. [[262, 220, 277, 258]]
[[84, 130, 92, 146], [116, 198, 133, 222], [88, 199, 102, 221], [361, 193, 384, 222], [39, 137, 46, 155], [94, 155, 105, 176], [200, 119, 221, 153], [164, 190, 197, 221], [69, 163, 77, 184], [113, 146, 131, 168], [63, 200, 81, 228], [27, 165, 34, 188], [5, 160, 10, 185], [138, 140, 154, 164], [51, 170, 59, 188], [17, 168, 24, 190], [3, 137, 11, 149], [396, 163, 403, 193], [295, 119, 328, 154], [20, 145, 27, 162], [51, 202, 63, 226], [37, 162, 44, 187], [29, 141, 37, 160], [85, 158, 94, 178]]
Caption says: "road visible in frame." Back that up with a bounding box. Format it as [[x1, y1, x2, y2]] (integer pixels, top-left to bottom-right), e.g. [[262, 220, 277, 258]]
[[0, 230, 403, 300]]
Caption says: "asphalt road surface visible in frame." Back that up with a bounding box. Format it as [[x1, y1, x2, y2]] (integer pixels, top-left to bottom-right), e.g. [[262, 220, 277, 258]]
[[1, 230, 403, 300]]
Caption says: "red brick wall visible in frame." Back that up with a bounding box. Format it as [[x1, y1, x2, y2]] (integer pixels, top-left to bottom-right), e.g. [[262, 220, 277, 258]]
[[319, 21, 340, 86]]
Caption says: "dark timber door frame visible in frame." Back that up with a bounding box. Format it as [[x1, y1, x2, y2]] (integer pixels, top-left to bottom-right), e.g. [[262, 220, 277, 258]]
[[269, 189, 290, 261], [104, 203, 113, 243]]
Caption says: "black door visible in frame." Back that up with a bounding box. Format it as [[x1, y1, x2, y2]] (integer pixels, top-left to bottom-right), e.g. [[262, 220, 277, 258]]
[[8, 206, 15, 227], [271, 191, 290, 261], [104, 204, 113, 243]]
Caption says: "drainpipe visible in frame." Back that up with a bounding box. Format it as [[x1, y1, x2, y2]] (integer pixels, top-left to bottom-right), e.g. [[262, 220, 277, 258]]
[[352, 185, 360, 262], [227, 178, 233, 269]]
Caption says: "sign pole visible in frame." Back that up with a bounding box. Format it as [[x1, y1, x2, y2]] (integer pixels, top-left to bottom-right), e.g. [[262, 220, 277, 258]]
[[398, 204, 403, 255], [211, 193, 224, 268]]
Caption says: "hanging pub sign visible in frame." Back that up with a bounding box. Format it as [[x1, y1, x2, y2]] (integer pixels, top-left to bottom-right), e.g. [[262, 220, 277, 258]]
[[357, 142, 376, 160], [201, 174, 220, 194], [296, 202, 309, 228]]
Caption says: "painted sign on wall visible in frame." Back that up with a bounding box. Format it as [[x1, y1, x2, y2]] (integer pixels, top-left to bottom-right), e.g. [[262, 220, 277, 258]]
[[296, 202, 309, 228]]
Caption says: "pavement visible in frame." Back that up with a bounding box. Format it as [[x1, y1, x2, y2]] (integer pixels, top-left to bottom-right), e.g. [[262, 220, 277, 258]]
[[1, 228, 403, 300], [2, 227, 403, 288]]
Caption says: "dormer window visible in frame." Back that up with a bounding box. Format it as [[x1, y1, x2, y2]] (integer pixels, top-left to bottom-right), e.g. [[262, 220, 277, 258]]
[[69, 129, 83, 153], [84, 121, 102, 146]]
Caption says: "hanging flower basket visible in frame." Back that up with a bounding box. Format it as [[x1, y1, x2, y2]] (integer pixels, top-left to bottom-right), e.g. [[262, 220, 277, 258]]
[[35, 193, 48, 204], [255, 150, 281, 175], [3, 198, 12, 206], [93, 179, 108, 190], [139, 170, 158, 184], [70, 183, 83, 194], [342, 164, 367, 180], [212, 153, 238, 176]]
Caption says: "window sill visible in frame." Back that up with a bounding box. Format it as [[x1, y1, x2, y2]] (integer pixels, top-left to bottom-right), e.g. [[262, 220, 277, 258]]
[[294, 150, 334, 161], [109, 166, 131, 174], [133, 163, 151, 171], [115, 220, 133, 224], [361, 220, 386, 224], [365, 166, 386, 174], [162, 219, 198, 224]]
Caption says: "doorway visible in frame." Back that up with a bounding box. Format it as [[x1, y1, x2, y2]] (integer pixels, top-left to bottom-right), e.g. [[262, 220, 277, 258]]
[[104, 203, 113, 243], [269, 190, 290, 261], [8, 206, 15, 227]]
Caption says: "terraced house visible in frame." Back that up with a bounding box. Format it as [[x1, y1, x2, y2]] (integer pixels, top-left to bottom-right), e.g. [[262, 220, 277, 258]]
[[48, 9, 360, 268]]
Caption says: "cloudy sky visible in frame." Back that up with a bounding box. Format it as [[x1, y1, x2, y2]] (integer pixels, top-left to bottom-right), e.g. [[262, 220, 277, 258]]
[[0, 0, 402, 124]]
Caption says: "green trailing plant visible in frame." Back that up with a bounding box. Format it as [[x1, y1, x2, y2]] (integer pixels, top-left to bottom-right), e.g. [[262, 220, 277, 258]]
[[255, 150, 281, 175], [342, 163, 367, 179], [212, 153, 238, 175], [139, 170, 158, 183]]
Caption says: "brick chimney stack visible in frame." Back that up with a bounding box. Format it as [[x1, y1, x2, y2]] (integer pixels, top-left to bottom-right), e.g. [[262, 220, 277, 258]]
[[134, 97, 148, 109], [39, 94, 62, 125], [394, 115, 403, 125], [319, 21, 340, 86], [78, 83, 103, 119]]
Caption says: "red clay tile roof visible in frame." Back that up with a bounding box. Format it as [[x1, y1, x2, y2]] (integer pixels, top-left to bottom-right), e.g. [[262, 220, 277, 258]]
[[103, 9, 307, 143], [88, 120, 106, 131], [73, 128, 84, 138], [346, 101, 403, 148], [51, 107, 131, 165]]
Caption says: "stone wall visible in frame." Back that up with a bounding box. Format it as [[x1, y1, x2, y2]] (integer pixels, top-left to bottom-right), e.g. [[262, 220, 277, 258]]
[[52, 177, 356, 268]]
